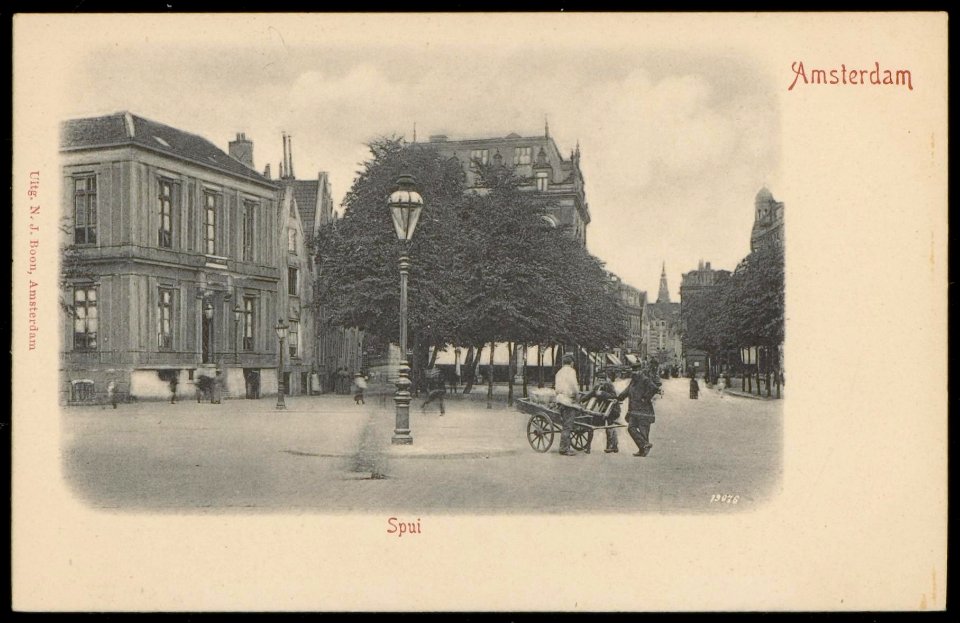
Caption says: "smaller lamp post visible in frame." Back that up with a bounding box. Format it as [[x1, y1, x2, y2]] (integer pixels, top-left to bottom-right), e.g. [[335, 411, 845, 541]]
[[275, 318, 288, 410], [388, 173, 424, 444], [202, 302, 214, 364], [233, 304, 242, 364]]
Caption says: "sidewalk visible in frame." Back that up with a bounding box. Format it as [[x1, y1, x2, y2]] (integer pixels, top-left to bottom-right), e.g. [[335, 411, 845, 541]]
[[366, 383, 530, 458]]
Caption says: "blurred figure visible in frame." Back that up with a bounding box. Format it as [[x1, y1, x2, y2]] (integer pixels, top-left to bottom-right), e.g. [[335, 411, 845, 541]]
[[421, 368, 446, 415], [689, 375, 700, 399], [353, 372, 367, 405], [107, 380, 118, 409]]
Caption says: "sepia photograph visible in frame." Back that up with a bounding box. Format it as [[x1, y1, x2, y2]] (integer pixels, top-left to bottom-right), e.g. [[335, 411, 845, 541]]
[[12, 12, 947, 611]]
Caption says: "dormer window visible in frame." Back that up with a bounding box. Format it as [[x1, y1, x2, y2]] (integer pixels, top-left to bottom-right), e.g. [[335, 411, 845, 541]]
[[536, 171, 549, 191], [514, 146, 532, 165]]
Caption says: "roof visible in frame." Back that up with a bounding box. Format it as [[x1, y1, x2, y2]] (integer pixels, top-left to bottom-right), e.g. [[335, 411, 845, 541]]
[[60, 112, 275, 186], [290, 179, 319, 239]]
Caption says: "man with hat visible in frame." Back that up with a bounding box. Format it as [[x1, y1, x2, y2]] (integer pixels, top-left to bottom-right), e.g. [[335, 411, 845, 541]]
[[554, 353, 580, 456], [618, 358, 662, 457]]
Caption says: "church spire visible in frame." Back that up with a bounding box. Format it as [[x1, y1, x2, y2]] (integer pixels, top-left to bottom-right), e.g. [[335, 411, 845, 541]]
[[657, 262, 671, 303]]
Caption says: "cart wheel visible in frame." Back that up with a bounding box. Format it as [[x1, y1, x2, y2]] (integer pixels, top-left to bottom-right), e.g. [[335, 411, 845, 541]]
[[527, 414, 555, 453], [571, 428, 594, 452]]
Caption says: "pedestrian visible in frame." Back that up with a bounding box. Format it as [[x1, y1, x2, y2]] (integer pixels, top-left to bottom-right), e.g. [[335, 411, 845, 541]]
[[554, 353, 580, 456], [421, 368, 446, 416], [718, 375, 726, 399], [353, 372, 367, 405], [583, 368, 620, 453], [107, 379, 118, 409], [212, 370, 223, 404], [169, 374, 179, 404], [689, 375, 700, 400], [617, 360, 662, 457]]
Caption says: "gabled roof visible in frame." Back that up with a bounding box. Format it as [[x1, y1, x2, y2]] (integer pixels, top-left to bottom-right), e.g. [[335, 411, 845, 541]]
[[60, 112, 275, 187], [290, 179, 319, 239]]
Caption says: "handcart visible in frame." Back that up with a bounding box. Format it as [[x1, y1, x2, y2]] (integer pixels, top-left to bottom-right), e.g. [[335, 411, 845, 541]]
[[516, 394, 627, 453]]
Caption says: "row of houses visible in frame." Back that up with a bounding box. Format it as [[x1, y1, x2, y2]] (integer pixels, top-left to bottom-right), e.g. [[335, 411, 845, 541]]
[[59, 112, 362, 404]]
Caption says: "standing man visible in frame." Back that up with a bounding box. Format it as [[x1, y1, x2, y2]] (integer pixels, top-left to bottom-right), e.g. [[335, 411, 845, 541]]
[[555, 353, 580, 457], [618, 360, 662, 457]]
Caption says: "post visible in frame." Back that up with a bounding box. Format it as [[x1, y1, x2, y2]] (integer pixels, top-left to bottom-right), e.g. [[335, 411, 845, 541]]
[[392, 254, 413, 444], [276, 334, 286, 410], [234, 317, 240, 364]]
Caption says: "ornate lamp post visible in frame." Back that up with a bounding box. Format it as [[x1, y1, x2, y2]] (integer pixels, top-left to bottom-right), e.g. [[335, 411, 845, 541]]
[[388, 173, 424, 445], [275, 318, 288, 410], [233, 304, 242, 364]]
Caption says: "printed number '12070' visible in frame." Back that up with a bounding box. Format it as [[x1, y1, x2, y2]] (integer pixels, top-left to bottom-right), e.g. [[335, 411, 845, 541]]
[[710, 494, 740, 504]]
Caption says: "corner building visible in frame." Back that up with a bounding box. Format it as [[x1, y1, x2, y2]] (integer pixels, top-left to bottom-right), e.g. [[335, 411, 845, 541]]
[[60, 112, 295, 403]]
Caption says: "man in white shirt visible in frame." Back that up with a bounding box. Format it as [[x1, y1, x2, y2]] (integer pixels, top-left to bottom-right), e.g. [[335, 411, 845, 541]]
[[554, 353, 580, 456]]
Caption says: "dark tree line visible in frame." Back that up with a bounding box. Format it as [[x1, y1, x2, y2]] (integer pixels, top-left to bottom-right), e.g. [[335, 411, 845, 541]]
[[682, 242, 784, 396], [313, 137, 628, 403]]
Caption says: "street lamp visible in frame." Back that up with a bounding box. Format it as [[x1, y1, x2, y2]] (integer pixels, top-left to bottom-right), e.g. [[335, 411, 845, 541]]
[[203, 302, 214, 364], [233, 304, 242, 364], [275, 318, 288, 410], [388, 173, 424, 445]]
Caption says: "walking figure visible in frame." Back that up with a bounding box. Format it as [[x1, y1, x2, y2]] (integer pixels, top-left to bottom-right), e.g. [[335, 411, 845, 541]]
[[353, 372, 367, 405], [618, 360, 661, 457], [107, 380, 118, 409], [718, 376, 727, 399], [169, 375, 179, 404], [421, 368, 446, 416], [689, 375, 700, 399]]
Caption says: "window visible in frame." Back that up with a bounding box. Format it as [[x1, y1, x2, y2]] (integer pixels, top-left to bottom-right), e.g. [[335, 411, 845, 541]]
[[70, 380, 96, 402], [73, 175, 97, 245], [287, 227, 297, 254], [157, 179, 178, 248], [514, 146, 532, 165], [470, 149, 489, 168], [157, 287, 173, 350], [288, 320, 300, 358], [288, 267, 299, 296], [73, 285, 98, 350], [203, 191, 221, 255], [242, 199, 256, 262], [242, 296, 255, 351], [536, 172, 549, 191]]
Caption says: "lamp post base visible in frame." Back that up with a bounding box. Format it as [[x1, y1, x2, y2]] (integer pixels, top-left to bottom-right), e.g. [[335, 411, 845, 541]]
[[393, 358, 413, 445], [391, 432, 413, 445]]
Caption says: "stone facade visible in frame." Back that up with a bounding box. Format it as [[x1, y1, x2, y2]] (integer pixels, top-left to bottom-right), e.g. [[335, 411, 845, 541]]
[[423, 124, 590, 245]]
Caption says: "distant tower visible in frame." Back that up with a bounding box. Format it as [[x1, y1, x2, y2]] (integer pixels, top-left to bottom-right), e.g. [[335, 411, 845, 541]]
[[657, 262, 671, 303], [544, 114, 550, 138]]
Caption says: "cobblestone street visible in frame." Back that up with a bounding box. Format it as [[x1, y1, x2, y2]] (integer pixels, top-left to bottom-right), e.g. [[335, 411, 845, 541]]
[[62, 378, 782, 513]]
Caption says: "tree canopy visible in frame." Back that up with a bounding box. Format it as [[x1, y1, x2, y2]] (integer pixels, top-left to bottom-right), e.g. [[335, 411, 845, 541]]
[[313, 137, 628, 364]]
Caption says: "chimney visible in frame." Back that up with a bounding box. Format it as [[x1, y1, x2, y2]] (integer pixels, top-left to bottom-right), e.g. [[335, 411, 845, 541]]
[[263, 163, 271, 179], [705, 261, 711, 270], [281, 132, 295, 180], [228, 132, 255, 169]]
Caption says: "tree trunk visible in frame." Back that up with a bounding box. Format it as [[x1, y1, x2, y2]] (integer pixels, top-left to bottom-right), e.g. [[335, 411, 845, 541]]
[[522, 343, 529, 398], [551, 344, 557, 387], [507, 341, 515, 406], [537, 345, 544, 388], [461, 345, 477, 394], [486, 341, 495, 409]]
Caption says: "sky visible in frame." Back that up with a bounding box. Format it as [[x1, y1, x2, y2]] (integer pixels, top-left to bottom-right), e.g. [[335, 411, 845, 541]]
[[64, 26, 780, 300]]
